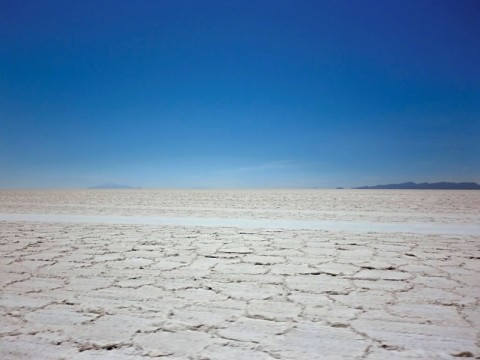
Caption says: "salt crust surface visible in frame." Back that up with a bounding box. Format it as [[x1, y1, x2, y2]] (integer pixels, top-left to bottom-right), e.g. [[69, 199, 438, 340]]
[[0, 190, 479, 359], [0, 213, 479, 235]]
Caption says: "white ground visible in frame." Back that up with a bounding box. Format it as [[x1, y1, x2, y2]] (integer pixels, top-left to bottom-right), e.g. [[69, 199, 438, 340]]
[[0, 189, 479, 359]]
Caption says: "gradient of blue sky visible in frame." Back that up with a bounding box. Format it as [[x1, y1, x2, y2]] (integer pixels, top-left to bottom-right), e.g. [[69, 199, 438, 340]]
[[1, 0, 479, 188]]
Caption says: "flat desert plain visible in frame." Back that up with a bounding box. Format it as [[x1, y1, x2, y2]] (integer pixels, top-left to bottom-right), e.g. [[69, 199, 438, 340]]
[[0, 189, 479, 359]]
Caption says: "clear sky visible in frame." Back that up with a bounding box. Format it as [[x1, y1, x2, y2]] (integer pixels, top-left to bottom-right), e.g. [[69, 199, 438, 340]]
[[1, 0, 479, 188]]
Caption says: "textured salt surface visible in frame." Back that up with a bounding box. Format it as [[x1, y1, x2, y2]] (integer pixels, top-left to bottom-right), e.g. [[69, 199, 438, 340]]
[[1, 213, 479, 235], [0, 190, 479, 359]]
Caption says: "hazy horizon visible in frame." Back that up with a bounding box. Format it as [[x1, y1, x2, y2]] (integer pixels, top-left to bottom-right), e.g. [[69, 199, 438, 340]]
[[1, 1, 479, 189]]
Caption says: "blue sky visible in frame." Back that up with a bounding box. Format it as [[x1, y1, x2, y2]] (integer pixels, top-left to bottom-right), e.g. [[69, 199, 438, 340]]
[[1, 0, 479, 188]]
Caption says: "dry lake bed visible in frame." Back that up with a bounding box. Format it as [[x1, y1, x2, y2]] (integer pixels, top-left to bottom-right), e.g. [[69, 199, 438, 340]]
[[0, 189, 479, 359]]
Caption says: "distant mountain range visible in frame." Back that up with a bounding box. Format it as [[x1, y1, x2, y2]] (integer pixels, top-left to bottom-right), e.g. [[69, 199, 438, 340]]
[[353, 182, 480, 190], [88, 182, 142, 189]]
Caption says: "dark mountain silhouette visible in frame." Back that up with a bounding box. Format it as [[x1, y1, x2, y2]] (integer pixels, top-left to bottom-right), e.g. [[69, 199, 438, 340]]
[[88, 182, 142, 189], [353, 182, 480, 190]]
